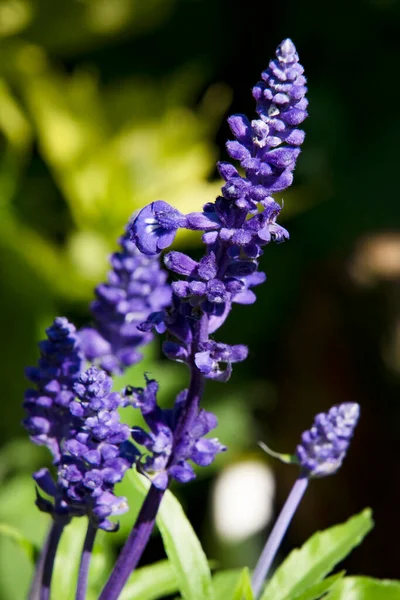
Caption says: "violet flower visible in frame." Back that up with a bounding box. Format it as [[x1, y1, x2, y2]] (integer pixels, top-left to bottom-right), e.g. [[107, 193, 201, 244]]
[[34, 366, 136, 532], [23, 317, 84, 464], [252, 402, 360, 598], [79, 228, 171, 375], [32, 366, 137, 600], [99, 38, 308, 600]]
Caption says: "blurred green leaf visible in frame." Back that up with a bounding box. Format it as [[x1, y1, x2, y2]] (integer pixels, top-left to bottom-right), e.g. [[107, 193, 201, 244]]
[[0, 522, 35, 561], [128, 469, 215, 600], [324, 577, 400, 600], [214, 570, 244, 600], [292, 571, 345, 600], [119, 559, 179, 600], [261, 509, 374, 600], [232, 568, 254, 600]]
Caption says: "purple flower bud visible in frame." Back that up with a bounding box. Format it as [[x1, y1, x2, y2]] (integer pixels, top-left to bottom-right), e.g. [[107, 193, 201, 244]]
[[296, 403, 360, 478], [79, 227, 171, 375]]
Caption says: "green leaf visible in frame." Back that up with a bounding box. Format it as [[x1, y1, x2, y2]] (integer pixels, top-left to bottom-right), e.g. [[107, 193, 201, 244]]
[[128, 469, 214, 600], [261, 509, 374, 600], [51, 519, 87, 600], [324, 576, 400, 599], [292, 572, 345, 600], [120, 560, 179, 600], [213, 570, 244, 600], [0, 522, 35, 561], [232, 568, 254, 600]]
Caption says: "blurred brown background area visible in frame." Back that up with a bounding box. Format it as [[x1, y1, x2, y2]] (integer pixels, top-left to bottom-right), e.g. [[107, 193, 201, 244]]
[[1, 0, 400, 595]]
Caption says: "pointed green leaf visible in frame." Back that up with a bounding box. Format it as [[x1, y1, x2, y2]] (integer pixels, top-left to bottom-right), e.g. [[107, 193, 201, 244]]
[[120, 560, 178, 600], [128, 469, 214, 600], [292, 571, 345, 600], [213, 570, 244, 600], [232, 568, 254, 600], [261, 509, 373, 600], [0, 523, 35, 561], [324, 576, 400, 599]]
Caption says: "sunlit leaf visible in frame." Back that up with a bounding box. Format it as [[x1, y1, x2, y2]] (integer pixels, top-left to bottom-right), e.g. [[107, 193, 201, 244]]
[[120, 559, 178, 600], [0, 522, 35, 561], [128, 469, 215, 600], [261, 509, 373, 600], [324, 576, 400, 600]]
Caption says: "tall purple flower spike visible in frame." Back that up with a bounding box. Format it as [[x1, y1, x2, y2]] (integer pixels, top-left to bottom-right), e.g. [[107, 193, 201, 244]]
[[98, 39, 308, 600], [34, 367, 137, 532], [130, 38, 307, 384], [252, 402, 360, 598], [23, 317, 84, 464], [79, 228, 171, 375]]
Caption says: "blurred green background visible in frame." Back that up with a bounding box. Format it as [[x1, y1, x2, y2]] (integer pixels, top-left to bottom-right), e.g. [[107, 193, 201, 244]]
[[1, 0, 400, 597]]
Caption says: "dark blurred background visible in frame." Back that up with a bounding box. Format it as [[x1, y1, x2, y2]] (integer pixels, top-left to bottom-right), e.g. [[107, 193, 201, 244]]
[[1, 0, 400, 597]]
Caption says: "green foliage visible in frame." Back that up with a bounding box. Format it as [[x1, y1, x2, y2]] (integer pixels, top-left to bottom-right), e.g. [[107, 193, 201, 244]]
[[324, 577, 400, 600], [119, 560, 178, 600], [260, 509, 374, 600], [231, 568, 254, 600], [291, 572, 345, 600], [128, 469, 215, 600], [0, 522, 35, 562]]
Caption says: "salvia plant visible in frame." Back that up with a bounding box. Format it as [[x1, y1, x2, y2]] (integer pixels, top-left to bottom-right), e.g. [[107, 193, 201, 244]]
[[20, 38, 400, 600]]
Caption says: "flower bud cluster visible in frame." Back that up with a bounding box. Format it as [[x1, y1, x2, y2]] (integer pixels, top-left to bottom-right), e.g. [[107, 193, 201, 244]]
[[296, 403, 360, 478], [34, 367, 138, 531], [23, 317, 84, 464], [126, 378, 226, 489], [130, 39, 307, 382], [79, 230, 171, 375]]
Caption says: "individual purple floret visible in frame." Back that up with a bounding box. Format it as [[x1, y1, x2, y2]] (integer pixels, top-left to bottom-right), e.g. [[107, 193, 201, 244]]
[[296, 403, 360, 478], [34, 367, 138, 531], [79, 228, 172, 375], [127, 378, 226, 490], [23, 317, 84, 464]]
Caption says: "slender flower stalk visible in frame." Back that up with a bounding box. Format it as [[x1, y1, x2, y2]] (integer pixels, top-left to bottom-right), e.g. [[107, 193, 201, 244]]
[[28, 523, 59, 600], [76, 522, 98, 600], [99, 316, 210, 600], [39, 520, 65, 600], [252, 403, 360, 598], [98, 485, 164, 600], [252, 477, 309, 598]]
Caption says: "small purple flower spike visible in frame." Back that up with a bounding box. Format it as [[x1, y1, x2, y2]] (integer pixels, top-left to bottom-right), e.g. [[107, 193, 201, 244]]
[[34, 367, 138, 532], [252, 402, 360, 597], [23, 317, 84, 464], [79, 228, 171, 375], [296, 403, 360, 478]]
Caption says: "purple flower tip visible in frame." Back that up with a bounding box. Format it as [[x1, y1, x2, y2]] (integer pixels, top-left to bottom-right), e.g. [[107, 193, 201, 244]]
[[296, 402, 360, 478]]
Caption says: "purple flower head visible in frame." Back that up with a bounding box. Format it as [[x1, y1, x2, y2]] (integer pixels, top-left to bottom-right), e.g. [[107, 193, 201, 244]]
[[33, 366, 138, 531], [128, 379, 226, 490], [296, 403, 360, 478], [79, 227, 171, 375], [23, 317, 84, 463], [128, 39, 307, 384], [130, 201, 188, 256]]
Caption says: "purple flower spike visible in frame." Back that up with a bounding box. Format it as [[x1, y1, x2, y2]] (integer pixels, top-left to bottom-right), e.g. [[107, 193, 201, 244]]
[[130, 201, 188, 255], [23, 317, 84, 464], [34, 366, 138, 532], [296, 403, 360, 478], [79, 228, 171, 375]]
